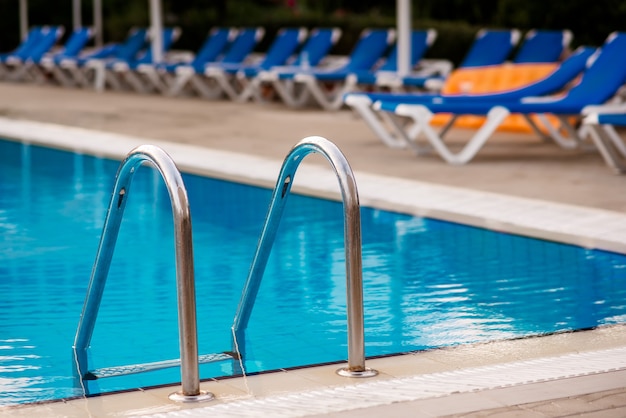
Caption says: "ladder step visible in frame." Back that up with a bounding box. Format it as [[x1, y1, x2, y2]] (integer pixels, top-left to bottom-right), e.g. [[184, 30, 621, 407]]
[[83, 351, 239, 380]]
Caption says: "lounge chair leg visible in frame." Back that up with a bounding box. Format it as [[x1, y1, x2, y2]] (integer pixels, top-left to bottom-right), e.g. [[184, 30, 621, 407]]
[[534, 114, 581, 149], [76, 68, 94, 88], [204, 70, 241, 100], [248, 79, 275, 103], [381, 111, 431, 154], [91, 62, 106, 92], [29, 66, 50, 85], [345, 95, 406, 149], [603, 125, 626, 157], [49, 66, 77, 87], [521, 114, 551, 142], [6, 64, 28, 82], [139, 69, 168, 94], [297, 77, 322, 107], [123, 71, 153, 94], [586, 124, 626, 174], [438, 115, 458, 138], [235, 77, 259, 102], [157, 73, 176, 95], [189, 74, 223, 99], [104, 70, 124, 91], [395, 105, 510, 165], [270, 79, 311, 108], [169, 71, 193, 96]]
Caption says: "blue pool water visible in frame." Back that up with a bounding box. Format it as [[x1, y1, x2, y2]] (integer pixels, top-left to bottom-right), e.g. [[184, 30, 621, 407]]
[[1, 138, 626, 406]]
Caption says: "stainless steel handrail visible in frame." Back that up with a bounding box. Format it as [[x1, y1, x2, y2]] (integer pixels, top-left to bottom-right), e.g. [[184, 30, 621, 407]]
[[232, 136, 378, 377], [73, 145, 213, 402]]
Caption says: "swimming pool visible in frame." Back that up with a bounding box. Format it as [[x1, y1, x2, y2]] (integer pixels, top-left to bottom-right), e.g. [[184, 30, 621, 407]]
[[1, 136, 626, 406]]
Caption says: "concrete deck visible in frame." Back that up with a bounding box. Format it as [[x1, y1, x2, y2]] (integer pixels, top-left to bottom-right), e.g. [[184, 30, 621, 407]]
[[0, 82, 625, 417], [0, 83, 625, 212]]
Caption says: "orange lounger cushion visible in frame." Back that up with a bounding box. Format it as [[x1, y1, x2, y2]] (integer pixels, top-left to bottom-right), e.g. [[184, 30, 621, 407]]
[[431, 63, 561, 132]]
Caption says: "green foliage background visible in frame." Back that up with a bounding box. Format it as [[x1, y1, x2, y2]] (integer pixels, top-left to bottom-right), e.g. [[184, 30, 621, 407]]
[[0, 0, 624, 65]]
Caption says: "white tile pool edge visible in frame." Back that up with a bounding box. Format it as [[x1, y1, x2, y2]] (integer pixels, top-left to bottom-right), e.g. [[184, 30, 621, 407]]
[[4, 329, 626, 417], [141, 345, 626, 418], [2, 116, 626, 254]]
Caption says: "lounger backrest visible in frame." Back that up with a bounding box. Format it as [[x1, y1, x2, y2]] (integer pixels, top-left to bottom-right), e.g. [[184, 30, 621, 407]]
[[378, 29, 437, 71], [221, 27, 264, 64], [345, 29, 396, 72], [60, 27, 94, 58], [135, 27, 181, 64], [291, 27, 342, 67], [114, 28, 148, 61], [564, 32, 626, 104], [257, 27, 307, 70], [512, 46, 596, 96], [513, 29, 573, 63], [192, 27, 237, 66], [461, 29, 520, 67], [28, 26, 65, 62], [10, 26, 44, 59]]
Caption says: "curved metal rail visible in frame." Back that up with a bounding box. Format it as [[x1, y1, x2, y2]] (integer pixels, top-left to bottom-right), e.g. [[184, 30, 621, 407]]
[[73, 145, 212, 402], [232, 136, 378, 377]]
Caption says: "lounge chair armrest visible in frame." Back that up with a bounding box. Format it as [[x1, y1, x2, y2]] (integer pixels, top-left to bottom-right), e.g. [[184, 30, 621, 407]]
[[581, 104, 626, 116], [520, 95, 562, 104], [317, 55, 350, 70], [423, 77, 446, 91], [166, 50, 194, 64], [582, 113, 600, 124], [374, 71, 401, 85], [414, 59, 453, 77]]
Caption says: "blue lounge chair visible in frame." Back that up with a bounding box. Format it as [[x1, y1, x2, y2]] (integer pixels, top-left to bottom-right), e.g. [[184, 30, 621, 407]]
[[46, 42, 118, 87], [2, 26, 65, 81], [370, 32, 626, 164], [401, 28, 522, 91], [42, 27, 94, 65], [344, 46, 596, 148], [106, 27, 182, 91], [397, 29, 572, 93], [252, 27, 342, 104], [202, 27, 308, 101], [261, 28, 396, 110], [295, 28, 396, 110], [169, 27, 265, 97], [349, 29, 437, 88], [134, 27, 237, 94], [513, 29, 573, 63], [288, 27, 342, 68], [0, 27, 44, 63], [582, 105, 626, 173], [0, 26, 44, 79], [54, 27, 148, 88], [29, 27, 94, 83]]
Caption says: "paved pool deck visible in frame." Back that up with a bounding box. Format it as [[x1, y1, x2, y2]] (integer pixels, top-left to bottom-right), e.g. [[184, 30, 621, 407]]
[[1, 82, 625, 212], [0, 82, 625, 417]]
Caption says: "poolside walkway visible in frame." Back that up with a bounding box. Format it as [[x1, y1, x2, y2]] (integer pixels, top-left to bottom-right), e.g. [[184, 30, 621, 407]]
[[1, 82, 625, 417], [1, 82, 625, 212]]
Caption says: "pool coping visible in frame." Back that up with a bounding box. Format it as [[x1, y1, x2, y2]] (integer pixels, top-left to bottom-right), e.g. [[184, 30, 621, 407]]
[[2, 325, 626, 417], [1, 116, 626, 254]]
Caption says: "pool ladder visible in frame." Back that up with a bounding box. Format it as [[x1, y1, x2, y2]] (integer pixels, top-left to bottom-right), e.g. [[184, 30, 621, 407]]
[[73, 137, 377, 403], [233, 136, 377, 379]]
